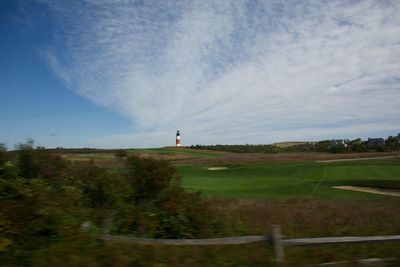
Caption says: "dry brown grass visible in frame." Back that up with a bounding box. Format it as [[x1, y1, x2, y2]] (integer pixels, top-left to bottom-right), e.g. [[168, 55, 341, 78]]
[[94, 198, 400, 267], [206, 198, 400, 237], [273, 141, 315, 148], [55, 149, 400, 166], [199, 198, 400, 266], [178, 151, 400, 164]]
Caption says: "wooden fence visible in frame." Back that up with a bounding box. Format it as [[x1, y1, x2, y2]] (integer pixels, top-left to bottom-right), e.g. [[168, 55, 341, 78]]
[[101, 225, 400, 264]]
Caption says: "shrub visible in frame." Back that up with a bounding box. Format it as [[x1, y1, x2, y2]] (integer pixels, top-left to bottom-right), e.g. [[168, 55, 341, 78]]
[[1, 146, 216, 265]]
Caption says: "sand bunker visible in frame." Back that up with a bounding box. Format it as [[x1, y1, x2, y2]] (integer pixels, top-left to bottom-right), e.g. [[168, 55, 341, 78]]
[[333, 186, 400, 197], [208, 167, 228, 171]]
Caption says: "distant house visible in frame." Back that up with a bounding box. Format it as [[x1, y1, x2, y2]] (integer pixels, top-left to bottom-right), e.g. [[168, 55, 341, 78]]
[[331, 139, 349, 147], [367, 138, 385, 147]]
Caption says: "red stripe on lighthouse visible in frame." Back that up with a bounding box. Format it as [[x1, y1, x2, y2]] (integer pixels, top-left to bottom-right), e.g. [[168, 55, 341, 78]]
[[176, 130, 181, 147]]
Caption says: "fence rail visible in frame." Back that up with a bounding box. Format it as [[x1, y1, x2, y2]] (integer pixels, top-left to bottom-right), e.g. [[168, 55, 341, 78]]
[[281, 235, 400, 246], [101, 234, 266, 245], [101, 225, 400, 264]]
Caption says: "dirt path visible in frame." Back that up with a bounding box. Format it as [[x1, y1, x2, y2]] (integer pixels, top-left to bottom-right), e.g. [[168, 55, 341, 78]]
[[333, 186, 400, 197]]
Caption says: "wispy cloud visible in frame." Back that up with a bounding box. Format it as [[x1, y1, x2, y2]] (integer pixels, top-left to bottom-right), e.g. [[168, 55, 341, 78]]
[[41, 0, 399, 147]]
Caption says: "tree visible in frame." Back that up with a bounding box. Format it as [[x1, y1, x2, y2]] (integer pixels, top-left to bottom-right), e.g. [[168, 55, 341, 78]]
[[125, 156, 178, 203]]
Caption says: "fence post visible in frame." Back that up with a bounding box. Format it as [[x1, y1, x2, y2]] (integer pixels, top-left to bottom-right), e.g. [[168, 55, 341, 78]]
[[272, 225, 284, 264], [102, 210, 115, 235]]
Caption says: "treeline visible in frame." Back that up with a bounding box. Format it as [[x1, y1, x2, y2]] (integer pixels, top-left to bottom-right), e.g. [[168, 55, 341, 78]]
[[190, 143, 316, 153], [190, 135, 400, 154], [0, 142, 216, 265]]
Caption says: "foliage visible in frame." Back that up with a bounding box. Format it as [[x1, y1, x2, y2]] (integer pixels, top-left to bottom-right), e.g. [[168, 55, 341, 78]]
[[114, 149, 127, 160], [119, 156, 216, 238], [0, 142, 216, 265]]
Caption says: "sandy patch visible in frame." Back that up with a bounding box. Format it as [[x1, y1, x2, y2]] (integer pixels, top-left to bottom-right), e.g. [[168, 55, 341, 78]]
[[333, 186, 400, 197], [208, 167, 228, 171]]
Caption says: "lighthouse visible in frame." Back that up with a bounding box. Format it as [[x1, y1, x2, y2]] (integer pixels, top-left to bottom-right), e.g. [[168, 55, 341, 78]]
[[176, 130, 181, 147]]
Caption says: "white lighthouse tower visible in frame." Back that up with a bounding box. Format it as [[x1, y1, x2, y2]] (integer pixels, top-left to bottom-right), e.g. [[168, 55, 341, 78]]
[[176, 130, 181, 147]]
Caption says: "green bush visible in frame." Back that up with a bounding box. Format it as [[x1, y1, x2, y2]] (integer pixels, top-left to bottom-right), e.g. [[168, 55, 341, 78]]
[[0, 143, 216, 265]]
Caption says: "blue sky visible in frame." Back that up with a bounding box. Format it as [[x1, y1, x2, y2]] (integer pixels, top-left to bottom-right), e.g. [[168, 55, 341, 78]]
[[1, 0, 399, 149]]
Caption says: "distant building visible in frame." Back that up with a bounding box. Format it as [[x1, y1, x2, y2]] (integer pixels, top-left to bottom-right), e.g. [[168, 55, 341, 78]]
[[367, 138, 385, 147], [331, 139, 349, 147], [176, 130, 181, 147]]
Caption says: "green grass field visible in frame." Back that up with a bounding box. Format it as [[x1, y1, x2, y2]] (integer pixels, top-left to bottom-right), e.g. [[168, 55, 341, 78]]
[[177, 158, 400, 199]]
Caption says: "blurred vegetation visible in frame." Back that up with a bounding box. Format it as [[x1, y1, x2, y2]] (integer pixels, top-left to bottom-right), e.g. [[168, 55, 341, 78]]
[[0, 141, 216, 265]]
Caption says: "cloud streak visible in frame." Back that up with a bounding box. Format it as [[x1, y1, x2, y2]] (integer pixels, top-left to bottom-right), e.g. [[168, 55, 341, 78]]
[[42, 0, 400, 147]]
